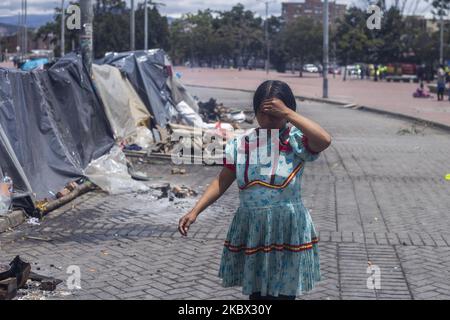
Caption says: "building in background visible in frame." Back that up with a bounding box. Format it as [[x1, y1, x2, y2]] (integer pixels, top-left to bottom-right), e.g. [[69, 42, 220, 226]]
[[281, 0, 347, 25]]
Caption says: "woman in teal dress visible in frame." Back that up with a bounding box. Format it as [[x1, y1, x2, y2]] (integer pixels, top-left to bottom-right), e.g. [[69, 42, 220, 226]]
[[179, 80, 332, 299]]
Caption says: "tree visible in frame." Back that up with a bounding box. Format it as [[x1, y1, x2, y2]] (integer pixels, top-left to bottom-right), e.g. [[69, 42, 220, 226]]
[[35, 2, 79, 57], [283, 16, 322, 77], [135, 3, 170, 52], [335, 7, 370, 80], [169, 4, 267, 68], [36, 0, 170, 59]]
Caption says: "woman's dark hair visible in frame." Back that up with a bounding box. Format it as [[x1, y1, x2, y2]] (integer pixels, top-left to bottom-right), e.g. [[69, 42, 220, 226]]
[[253, 80, 297, 114]]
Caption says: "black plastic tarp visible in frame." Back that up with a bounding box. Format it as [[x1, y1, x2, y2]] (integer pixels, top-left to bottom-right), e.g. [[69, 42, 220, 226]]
[[0, 53, 114, 200], [99, 49, 175, 128], [0, 123, 34, 212]]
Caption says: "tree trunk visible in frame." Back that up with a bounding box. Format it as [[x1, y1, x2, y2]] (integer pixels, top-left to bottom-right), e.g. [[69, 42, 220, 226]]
[[299, 57, 303, 77], [343, 64, 347, 81]]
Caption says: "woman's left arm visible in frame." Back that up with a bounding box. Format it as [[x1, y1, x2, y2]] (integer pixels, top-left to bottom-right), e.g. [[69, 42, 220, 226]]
[[262, 98, 332, 153], [285, 110, 332, 153]]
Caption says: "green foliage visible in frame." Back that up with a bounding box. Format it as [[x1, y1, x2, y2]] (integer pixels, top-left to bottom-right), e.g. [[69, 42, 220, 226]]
[[33, 1, 447, 68], [283, 16, 322, 76]]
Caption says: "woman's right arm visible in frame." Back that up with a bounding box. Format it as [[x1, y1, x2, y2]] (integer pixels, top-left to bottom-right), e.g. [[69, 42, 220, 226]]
[[178, 167, 236, 236]]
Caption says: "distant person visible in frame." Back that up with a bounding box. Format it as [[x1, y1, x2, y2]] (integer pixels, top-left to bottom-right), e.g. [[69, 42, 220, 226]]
[[436, 66, 446, 101], [413, 82, 431, 98], [13, 56, 19, 68], [417, 64, 425, 88], [237, 57, 244, 71], [179, 80, 331, 300]]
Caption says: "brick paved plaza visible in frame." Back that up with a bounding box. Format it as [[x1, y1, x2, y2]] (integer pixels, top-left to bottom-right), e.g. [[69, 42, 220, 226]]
[[1, 87, 450, 300], [177, 67, 450, 129]]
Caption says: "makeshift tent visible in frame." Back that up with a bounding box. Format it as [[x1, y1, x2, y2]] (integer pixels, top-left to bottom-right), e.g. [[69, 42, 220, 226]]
[[99, 49, 177, 128], [0, 123, 34, 212], [0, 54, 115, 201], [92, 64, 151, 141], [168, 75, 199, 113]]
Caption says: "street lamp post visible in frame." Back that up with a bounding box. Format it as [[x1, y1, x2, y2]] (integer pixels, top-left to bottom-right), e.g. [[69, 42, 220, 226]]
[[258, 0, 273, 75], [144, 0, 148, 50], [323, 0, 329, 98], [264, 1, 269, 74], [24, 0, 27, 57], [61, 0, 65, 57], [439, 0, 444, 65], [80, 0, 93, 74], [130, 0, 135, 51]]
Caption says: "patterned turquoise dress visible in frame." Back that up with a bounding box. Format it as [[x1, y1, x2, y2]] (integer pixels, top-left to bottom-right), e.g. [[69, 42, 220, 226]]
[[218, 124, 321, 297]]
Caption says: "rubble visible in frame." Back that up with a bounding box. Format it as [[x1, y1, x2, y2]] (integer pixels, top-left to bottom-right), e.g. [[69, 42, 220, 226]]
[[0, 256, 63, 300], [171, 185, 197, 198], [149, 183, 197, 200], [0, 277, 17, 300], [198, 98, 253, 125], [171, 167, 187, 175], [0, 256, 30, 300]]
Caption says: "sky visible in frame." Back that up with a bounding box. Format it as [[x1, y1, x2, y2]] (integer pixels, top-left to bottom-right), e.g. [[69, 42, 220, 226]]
[[0, 0, 436, 19]]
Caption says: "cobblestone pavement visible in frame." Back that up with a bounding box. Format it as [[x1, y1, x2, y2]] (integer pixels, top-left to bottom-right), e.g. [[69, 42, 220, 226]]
[[1, 87, 450, 300]]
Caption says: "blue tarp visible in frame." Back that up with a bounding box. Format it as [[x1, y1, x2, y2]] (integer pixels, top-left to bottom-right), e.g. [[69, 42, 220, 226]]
[[20, 58, 49, 71]]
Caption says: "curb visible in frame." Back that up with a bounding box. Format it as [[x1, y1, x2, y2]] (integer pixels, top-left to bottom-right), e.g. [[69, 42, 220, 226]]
[[0, 209, 27, 234], [186, 84, 450, 132]]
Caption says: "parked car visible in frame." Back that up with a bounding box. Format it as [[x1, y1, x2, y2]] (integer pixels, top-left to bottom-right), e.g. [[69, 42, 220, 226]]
[[303, 64, 319, 73], [328, 64, 341, 75]]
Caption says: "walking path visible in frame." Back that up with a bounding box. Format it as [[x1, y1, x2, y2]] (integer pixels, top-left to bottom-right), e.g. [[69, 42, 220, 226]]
[[176, 67, 450, 129]]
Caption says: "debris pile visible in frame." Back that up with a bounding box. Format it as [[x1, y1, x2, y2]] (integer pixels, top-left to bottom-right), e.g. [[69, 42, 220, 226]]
[[149, 183, 197, 201], [396, 122, 427, 135], [0, 256, 63, 300], [198, 98, 253, 126], [171, 185, 198, 198], [143, 123, 227, 164]]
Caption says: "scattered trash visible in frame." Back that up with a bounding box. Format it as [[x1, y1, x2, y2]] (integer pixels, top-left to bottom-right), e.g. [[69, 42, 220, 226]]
[[123, 144, 143, 152], [84, 145, 150, 194], [24, 236, 51, 242], [27, 218, 41, 226], [175, 100, 205, 128], [150, 183, 171, 199], [0, 277, 17, 300], [28, 272, 62, 292], [445, 174, 450, 181], [396, 122, 427, 135], [149, 183, 197, 200], [226, 110, 246, 123], [126, 161, 151, 181], [0, 173, 13, 216], [171, 167, 186, 175], [171, 185, 198, 198], [0, 256, 31, 300], [198, 98, 250, 125]]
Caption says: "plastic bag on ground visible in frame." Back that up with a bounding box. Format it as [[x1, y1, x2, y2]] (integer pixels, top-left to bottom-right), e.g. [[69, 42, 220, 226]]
[[84, 145, 149, 194], [175, 101, 206, 128], [131, 126, 154, 151]]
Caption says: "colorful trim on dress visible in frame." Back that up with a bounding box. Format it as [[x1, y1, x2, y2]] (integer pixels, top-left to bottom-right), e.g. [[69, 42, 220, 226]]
[[238, 161, 304, 190], [224, 237, 319, 255]]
